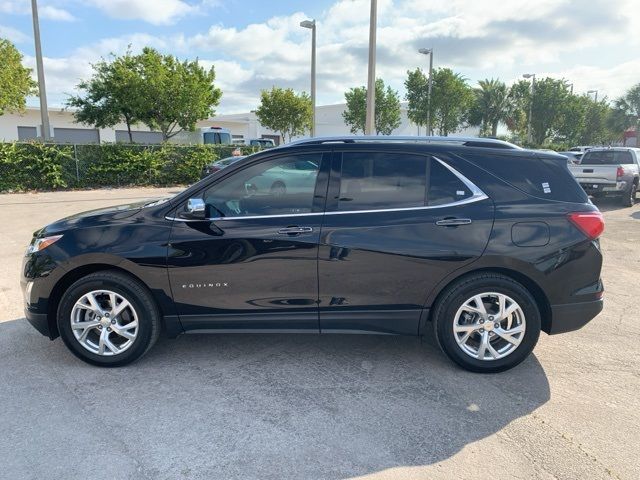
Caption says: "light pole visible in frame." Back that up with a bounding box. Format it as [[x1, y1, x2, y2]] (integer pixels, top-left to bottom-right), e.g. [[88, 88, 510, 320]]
[[30, 0, 51, 141], [300, 19, 316, 137], [588, 90, 599, 102], [523, 73, 536, 144], [418, 48, 433, 136], [365, 0, 377, 135]]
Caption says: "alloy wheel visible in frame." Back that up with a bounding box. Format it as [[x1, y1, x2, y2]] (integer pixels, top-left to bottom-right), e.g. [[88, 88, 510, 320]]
[[70, 290, 139, 356], [453, 292, 526, 361]]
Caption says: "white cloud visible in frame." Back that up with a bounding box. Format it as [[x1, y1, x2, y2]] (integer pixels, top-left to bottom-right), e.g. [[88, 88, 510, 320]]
[[0, 1, 75, 21], [20, 0, 640, 114], [0, 24, 30, 43], [88, 0, 196, 26]]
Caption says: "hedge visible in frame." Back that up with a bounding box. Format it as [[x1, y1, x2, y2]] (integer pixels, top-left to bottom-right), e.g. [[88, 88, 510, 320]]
[[0, 142, 261, 192]]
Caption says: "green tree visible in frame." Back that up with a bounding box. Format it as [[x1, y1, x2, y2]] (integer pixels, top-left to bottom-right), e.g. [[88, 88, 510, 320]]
[[0, 38, 38, 116], [136, 48, 222, 141], [67, 50, 144, 143], [505, 80, 531, 142], [343, 78, 401, 135], [608, 83, 640, 140], [404, 68, 429, 131], [468, 78, 510, 137], [414, 68, 473, 136], [528, 77, 572, 145], [255, 87, 312, 143]]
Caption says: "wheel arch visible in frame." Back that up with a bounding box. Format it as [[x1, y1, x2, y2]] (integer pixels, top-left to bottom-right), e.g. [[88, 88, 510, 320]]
[[423, 267, 552, 334], [46, 264, 158, 339]]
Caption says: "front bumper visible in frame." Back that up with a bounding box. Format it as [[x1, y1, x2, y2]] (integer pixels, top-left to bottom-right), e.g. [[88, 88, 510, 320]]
[[548, 298, 604, 334], [25, 307, 52, 338]]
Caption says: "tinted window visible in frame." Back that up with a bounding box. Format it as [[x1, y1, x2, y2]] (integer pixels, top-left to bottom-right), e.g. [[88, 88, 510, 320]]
[[581, 150, 634, 165], [461, 152, 588, 203], [428, 160, 472, 206], [203, 154, 321, 217], [338, 153, 427, 211]]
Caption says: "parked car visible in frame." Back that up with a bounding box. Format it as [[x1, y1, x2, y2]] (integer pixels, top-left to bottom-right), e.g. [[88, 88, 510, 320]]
[[569, 146, 594, 153], [22, 136, 604, 373], [171, 126, 233, 145], [559, 151, 583, 164], [568, 147, 640, 206], [200, 155, 245, 179], [247, 138, 276, 148]]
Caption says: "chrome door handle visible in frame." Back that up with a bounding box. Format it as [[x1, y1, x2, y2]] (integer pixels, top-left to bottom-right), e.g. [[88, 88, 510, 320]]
[[435, 218, 472, 226], [277, 226, 314, 235]]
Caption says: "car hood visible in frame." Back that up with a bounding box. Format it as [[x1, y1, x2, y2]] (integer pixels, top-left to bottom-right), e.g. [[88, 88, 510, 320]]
[[38, 199, 159, 236]]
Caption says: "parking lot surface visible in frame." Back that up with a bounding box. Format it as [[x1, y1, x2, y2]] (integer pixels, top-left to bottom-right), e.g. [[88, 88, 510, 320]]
[[0, 188, 638, 480]]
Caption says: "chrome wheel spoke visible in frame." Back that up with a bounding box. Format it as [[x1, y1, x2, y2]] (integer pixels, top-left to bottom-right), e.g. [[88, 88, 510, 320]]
[[453, 292, 526, 362], [71, 289, 139, 357]]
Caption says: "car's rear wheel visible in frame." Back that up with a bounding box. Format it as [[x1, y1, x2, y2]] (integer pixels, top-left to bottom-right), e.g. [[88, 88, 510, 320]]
[[432, 273, 541, 373], [621, 182, 637, 207], [57, 270, 160, 367]]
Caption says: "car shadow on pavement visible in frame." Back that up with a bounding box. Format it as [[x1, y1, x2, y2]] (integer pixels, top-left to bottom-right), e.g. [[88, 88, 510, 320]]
[[0, 318, 550, 480]]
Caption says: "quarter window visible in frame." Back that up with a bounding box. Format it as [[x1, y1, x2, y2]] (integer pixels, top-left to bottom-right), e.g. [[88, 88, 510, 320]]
[[338, 152, 427, 211], [428, 159, 473, 206], [203, 154, 321, 217]]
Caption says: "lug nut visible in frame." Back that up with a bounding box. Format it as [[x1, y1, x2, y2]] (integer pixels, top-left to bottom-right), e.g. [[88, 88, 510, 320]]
[[107, 327, 111, 332], [480, 328, 485, 333], [494, 323, 500, 329], [479, 319, 485, 324], [111, 319, 116, 324], [97, 325, 102, 330], [489, 316, 494, 321]]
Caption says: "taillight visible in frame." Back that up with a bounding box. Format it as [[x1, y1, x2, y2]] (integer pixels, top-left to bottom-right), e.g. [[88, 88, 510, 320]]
[[616, 166, 625, 179], [568, 212, 604, 240]]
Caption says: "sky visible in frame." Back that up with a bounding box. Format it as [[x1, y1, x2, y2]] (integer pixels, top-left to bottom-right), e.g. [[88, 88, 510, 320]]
[[1, 0, 639, 114]]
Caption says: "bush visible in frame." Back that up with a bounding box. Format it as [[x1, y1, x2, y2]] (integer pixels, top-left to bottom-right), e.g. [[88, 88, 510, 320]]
[[0, 142, 260, 192]]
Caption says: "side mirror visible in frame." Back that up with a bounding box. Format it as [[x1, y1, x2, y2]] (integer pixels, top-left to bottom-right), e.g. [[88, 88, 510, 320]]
[[180, 198, 206, 220]]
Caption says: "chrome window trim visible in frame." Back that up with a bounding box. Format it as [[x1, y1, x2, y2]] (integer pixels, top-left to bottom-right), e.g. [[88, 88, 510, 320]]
[[166, 157, 488, 222]]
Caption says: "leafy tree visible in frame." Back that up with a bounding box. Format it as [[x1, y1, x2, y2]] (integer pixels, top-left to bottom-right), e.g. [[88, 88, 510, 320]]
[[404, 68, 430, 132], [528, 78, 572, 145], [0, 38, 38, 116], [505, 80, 531, 142], [343, 78, 401, 135], [255, 87, 312, 143], [608, 83, 640, 139], [67, 50, 144, 143], [136, 48, 222, 141], [420, 68, 473, 136], [468, 78, 510, 137]]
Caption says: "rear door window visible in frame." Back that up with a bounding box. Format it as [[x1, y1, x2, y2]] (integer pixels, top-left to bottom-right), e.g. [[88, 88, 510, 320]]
[[337, 152, 427, 211], [428, 159, 473, 206], [581, 151, 634, 165]]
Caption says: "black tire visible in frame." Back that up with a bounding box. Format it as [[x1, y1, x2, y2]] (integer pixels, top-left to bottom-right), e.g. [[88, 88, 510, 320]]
[[57, 270, 160, 367], [621, 182, 637, 207], [432, 273, 541, 373]]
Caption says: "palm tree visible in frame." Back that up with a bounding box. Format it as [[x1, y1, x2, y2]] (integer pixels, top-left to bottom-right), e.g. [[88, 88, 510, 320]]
[[469, 79, 511, 137]]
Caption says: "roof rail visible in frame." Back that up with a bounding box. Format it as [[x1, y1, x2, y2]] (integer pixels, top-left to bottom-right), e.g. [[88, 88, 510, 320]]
[[287, 135, 521, 150]]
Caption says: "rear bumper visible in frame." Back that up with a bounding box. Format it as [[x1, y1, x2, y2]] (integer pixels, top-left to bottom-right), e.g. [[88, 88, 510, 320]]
[[579, 182, 626, 195], [548, 299, 603, 334]]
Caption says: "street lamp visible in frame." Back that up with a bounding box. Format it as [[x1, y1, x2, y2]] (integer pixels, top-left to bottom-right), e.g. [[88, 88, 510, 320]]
[[365, 0, 377, 135], [300, 19, 316, 137], [523, 73, 536, 144], [418, 48, 433, 136], [30, 0, 51, 141], [587, 90, 599, 102]]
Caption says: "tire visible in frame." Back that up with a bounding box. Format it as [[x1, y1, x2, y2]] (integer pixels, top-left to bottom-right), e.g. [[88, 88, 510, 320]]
[[621, 182, 637, 207], [57, 270, 160, 367], [432, 273, 541, 373]]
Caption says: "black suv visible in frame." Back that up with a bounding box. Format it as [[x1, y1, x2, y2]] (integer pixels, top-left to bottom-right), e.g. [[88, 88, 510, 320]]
[[21, 137, 604, 372]]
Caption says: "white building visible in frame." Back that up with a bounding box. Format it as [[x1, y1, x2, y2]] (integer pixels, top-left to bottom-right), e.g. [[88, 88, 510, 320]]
[[0, 103, 479, 145]]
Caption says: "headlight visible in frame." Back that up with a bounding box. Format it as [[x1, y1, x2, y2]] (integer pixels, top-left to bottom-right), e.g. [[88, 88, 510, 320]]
[[26, 235, 63, 255]]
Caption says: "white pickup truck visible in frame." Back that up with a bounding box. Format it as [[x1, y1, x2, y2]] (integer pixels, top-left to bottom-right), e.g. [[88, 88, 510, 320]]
[[568, 148, 640, 207]]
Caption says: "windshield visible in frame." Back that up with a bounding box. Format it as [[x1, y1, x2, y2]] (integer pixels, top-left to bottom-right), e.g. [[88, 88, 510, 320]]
[[581, 150, 634, 165]]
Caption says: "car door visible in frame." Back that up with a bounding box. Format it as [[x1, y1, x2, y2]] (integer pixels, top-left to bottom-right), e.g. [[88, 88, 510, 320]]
[[167, 150, 330, 332], [318, 148, 494, 335]]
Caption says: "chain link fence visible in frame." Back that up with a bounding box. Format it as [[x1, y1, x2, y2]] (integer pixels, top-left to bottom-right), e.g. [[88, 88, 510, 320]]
[[0, 142, 262, 192]]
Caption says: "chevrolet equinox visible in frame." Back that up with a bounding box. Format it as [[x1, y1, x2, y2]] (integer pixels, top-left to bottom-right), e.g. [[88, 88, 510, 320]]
[[21, 137, 604, 372]]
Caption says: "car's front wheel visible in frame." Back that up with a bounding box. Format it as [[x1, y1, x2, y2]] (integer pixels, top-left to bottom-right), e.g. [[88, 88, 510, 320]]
[[57, 270, 160, 367], [432, 273, 541, 373]]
